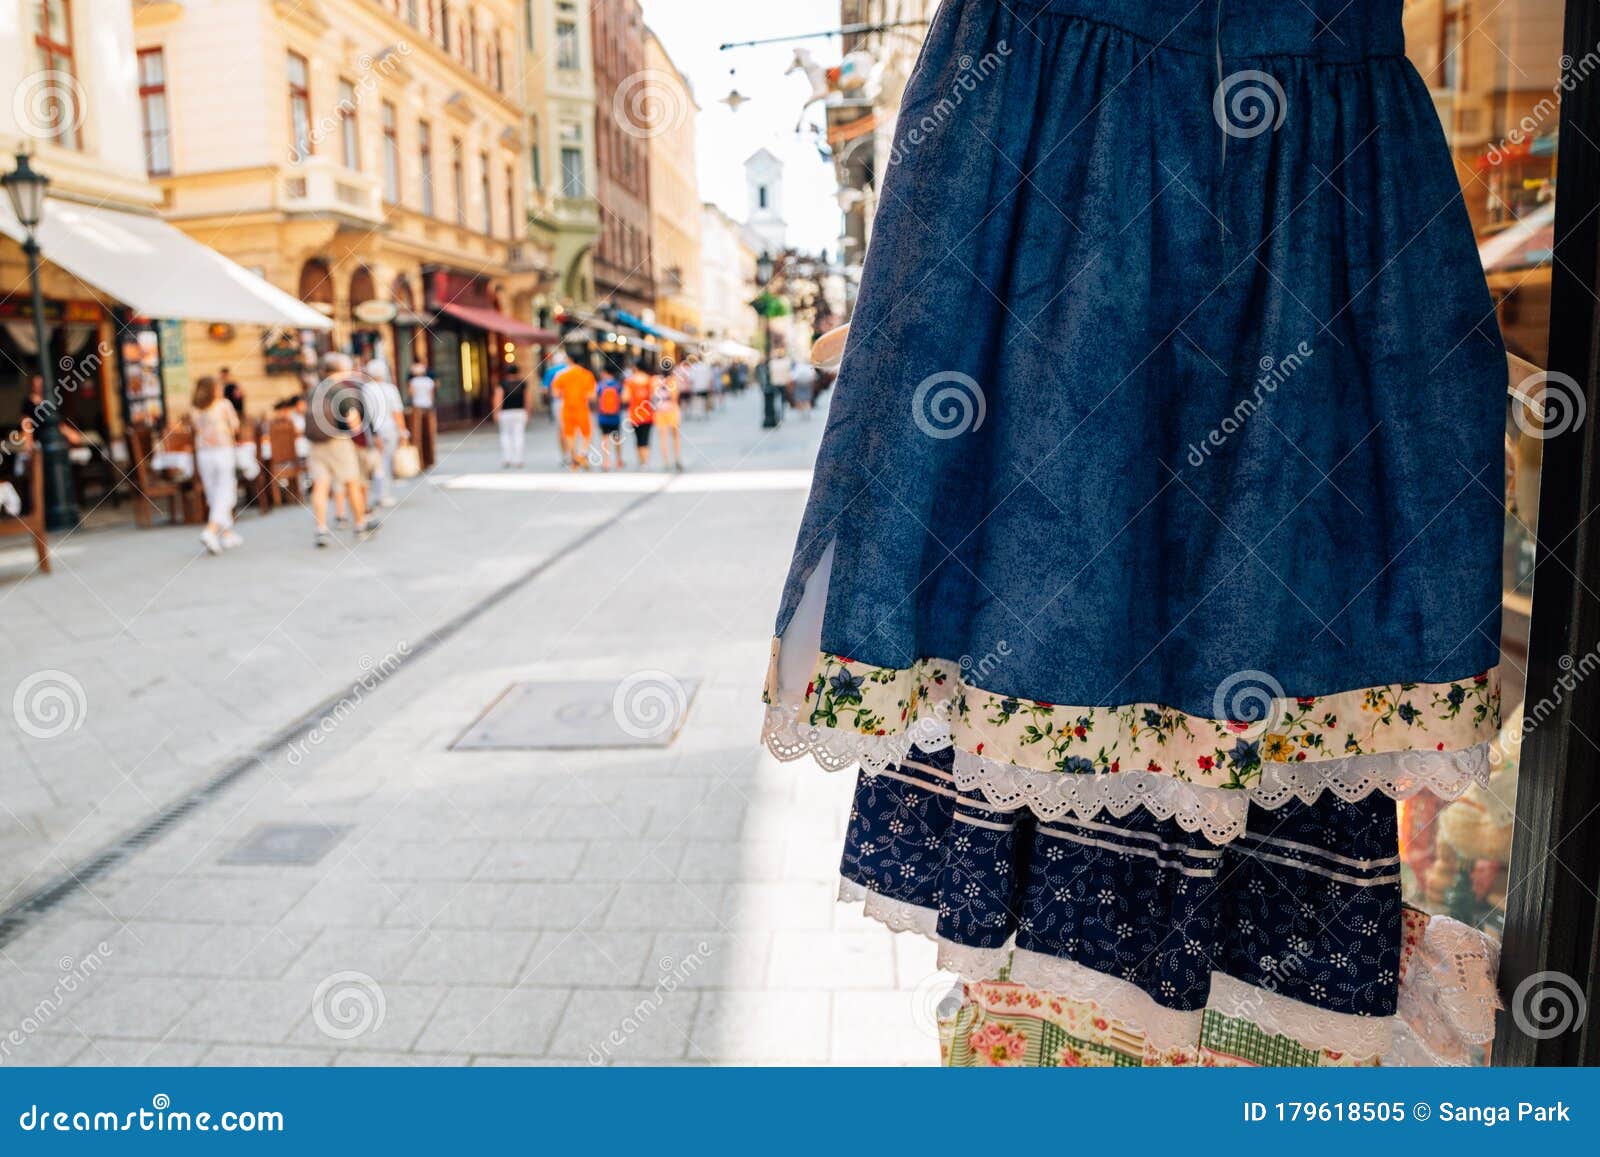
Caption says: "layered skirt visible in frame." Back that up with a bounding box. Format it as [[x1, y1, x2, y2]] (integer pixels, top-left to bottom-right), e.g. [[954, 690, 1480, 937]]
[[763, 0, 1506, 1065]]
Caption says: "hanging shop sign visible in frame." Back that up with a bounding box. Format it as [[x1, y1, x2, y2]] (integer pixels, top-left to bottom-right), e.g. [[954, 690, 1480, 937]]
[[353, 300, 399, 325]]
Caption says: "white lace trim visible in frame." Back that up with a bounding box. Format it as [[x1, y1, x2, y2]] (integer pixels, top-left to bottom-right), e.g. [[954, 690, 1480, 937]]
[[837, 876, 1507, 1063], [767, 702, 1492, 846], [1384, 916, 1502, 1066]]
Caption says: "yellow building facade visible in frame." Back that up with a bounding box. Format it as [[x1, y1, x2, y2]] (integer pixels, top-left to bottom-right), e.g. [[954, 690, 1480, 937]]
[[135, 0, 557, 420], [643, 27, 701, 338]]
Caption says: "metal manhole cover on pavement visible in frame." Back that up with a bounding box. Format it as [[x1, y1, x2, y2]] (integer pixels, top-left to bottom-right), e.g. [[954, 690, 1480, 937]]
[[453, 674, 699, 750], [220, 823, 352, 866]]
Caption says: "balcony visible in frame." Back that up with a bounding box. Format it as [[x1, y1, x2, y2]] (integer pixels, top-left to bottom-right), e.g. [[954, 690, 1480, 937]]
[[277, 157, 385, 226]]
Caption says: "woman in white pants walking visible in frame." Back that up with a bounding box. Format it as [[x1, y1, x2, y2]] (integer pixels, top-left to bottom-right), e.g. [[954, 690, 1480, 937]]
[[493, 372, 530, 468], [191, 376, 241, 554]]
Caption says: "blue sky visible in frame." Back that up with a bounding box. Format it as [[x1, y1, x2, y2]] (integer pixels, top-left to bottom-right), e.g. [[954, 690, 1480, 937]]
[[638, 0, 846, 254]]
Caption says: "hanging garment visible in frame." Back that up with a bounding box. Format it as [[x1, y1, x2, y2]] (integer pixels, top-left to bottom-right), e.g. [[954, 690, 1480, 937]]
[[763, 0, 1506, 1065]]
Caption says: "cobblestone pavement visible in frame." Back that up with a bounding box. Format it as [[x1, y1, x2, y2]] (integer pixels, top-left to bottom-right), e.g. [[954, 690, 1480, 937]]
[[0, 393, 948, 1065]]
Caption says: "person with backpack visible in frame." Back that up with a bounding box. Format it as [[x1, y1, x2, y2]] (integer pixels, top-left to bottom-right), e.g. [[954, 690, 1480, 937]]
[[594, 368, 625, 471]]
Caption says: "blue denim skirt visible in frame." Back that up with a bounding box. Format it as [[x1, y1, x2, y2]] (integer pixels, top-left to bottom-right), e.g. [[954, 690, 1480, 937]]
[[766, 0, 1505, 838], [762, 0, 1507, 1063]]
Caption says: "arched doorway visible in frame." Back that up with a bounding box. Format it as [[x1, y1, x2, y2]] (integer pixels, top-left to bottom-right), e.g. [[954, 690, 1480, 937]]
[[347, 265, 384, 369], [296, 258, 335, 357]]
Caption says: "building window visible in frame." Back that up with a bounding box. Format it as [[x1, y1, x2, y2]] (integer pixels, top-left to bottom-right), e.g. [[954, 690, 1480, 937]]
[[32, 0, 82, 149], [505, 162, 516, 238], [530, 116, 542, 190], [337, 78, 359, 170], [441, 0, 452, 51], [452, 137, 466, 226], [480, 150, 493, 233], [405, 0, 418, 26], [467, 11, 479, 70], [137, 47, 171, 176], [419, 120, 435, 215], [556, 18, 579, 70], [758, 184, 769, 210], [287, 51, 312, 160], [560, 123, 584, 197], [381, 101, 400, 203], [493, 32, 504, 92], [524, 0, 534, 50], [1440, 9, 1464, 91]]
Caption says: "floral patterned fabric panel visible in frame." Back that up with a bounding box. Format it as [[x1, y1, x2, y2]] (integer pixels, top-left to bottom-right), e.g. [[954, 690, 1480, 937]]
[[786, 651, 1499, 786]]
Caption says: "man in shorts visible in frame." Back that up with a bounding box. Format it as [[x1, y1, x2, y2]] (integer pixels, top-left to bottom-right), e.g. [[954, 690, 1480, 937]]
[[550, 348, 597, 470], [306, 351, 379, 547]]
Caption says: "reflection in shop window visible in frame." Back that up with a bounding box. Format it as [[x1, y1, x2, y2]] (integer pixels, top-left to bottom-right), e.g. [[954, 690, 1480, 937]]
[[1398, 0, 1562, 955]]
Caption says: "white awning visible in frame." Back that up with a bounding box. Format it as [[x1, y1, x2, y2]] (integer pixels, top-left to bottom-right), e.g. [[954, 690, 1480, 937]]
[[0, 197, 332, 329]]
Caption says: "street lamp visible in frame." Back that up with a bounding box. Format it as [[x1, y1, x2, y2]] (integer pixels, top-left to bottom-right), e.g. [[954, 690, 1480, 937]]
[[754, 251, 781, 429], [2, 152, 77, 531]]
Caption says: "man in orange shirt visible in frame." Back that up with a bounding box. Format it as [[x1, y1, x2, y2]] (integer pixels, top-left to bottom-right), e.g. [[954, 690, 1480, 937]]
[[551, 350, 597, 470], [623, 359, 656, 469]]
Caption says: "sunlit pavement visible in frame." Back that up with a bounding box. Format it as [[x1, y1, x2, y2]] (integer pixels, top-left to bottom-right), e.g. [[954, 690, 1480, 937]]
[[0, 392, 947, 1066]]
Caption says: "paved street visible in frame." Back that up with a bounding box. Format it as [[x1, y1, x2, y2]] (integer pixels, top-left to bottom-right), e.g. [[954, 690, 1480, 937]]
[[0, 394, 946, 1065]]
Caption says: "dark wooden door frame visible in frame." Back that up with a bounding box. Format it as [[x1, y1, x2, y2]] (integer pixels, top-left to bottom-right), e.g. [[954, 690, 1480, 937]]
[[1494, 0, 1600, 1067]]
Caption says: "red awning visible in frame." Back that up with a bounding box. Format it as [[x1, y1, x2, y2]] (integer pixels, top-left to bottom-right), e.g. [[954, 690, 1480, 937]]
[[435, 301, 559, 343]]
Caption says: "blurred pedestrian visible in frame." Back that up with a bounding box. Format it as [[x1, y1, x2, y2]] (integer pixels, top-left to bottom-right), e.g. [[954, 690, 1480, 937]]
[[792, 357, 816, 417], [407, 358, 436, 469], [542, 349, 572, 467], [769, 353, 794, 411], [191, 375, 242, 554], [407, 360, 436, 411], [595, 367, 625, 470], [219, 366, 245, 417], [624, 358, 655, 468], [551, 348, 596, 471], [493, 367, 530, 468], [687, 357, 713, 418], [363, 358, 406, 508], [307, 351, 378, 547], [655, 363, 684, 471]]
